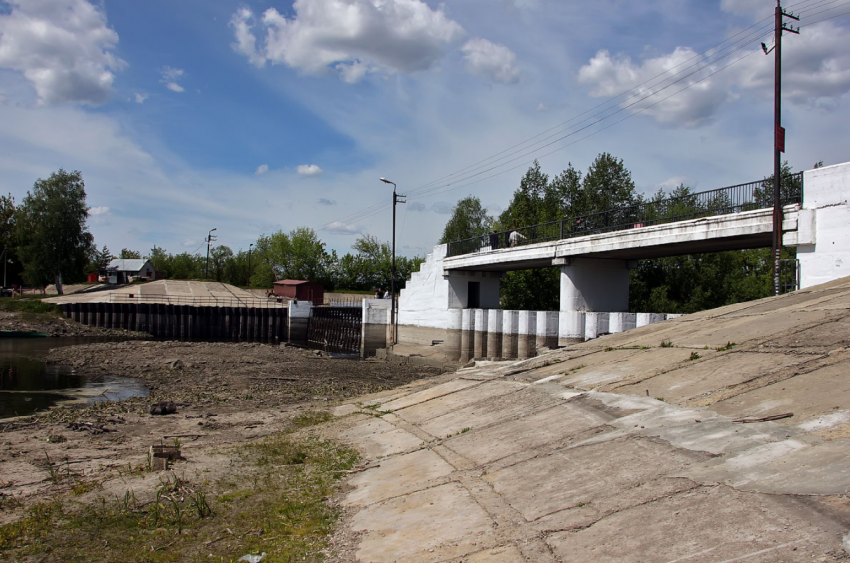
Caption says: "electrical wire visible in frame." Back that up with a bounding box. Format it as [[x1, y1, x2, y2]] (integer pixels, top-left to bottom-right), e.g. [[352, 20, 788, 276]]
[[319, 0, 848, 231]]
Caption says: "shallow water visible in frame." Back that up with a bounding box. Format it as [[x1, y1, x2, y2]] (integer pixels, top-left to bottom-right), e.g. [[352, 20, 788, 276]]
[[0, 337, 149, 419]]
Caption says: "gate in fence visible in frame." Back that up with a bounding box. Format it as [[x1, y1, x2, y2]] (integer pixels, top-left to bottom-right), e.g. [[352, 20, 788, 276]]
[[307, 306, 362, 354]]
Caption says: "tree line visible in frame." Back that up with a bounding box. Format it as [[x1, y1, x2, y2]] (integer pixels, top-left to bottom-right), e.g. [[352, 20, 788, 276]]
[[1, 170, 423, 295], [438, 154, 804, 314]]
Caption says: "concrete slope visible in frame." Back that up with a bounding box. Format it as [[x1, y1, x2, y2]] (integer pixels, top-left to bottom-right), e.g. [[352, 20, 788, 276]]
[[327, 277, 850, 563]]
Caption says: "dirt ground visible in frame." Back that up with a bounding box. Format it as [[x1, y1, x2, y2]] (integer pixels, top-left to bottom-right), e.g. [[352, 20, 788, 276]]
[[0, 339, 445, 562]]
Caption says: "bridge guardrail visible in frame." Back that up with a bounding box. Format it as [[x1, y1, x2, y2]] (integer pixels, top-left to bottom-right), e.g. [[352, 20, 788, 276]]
[[447, 173, 803, 257]]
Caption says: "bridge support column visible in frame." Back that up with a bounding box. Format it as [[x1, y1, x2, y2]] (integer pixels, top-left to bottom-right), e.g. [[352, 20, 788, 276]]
[[517, 311, 537, 359], [486, 309, 502, 359], [460, 309, 475, 363], [473, 309, 488, 360], [560, 258, 630, 313], [445, 309, 463, 361], [501, 311, 518, 360]]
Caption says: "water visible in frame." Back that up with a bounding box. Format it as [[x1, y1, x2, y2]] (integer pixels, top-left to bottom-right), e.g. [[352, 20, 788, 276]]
[[0, 337, 149, 419]]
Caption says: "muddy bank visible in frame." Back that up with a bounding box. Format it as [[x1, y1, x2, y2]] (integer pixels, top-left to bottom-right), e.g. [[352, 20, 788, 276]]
[[0, 340, 445, 522], [0, 310, 144, 338]]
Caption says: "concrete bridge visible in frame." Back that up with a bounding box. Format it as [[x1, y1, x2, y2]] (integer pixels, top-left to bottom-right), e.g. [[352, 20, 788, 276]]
[[398, 161, 850, 356]]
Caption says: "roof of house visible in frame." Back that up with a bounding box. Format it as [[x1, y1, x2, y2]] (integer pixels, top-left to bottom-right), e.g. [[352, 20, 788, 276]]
[[106, 259, 152, 272]]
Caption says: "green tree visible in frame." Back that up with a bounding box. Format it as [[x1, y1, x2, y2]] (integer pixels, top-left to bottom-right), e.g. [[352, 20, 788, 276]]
[[209, 245, 234, 282], [256, 227, 335, 286], [15, 170, 93, 294], [499, 156, 639, 310], [119, 248, 141, 259], [439, 196, 493, 244]]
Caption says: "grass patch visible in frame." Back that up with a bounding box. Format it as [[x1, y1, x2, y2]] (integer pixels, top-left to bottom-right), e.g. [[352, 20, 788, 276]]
[[0, 297, 61, 316], [715, 341, 737, 352], [688, 351, 701, 361], [0, 432, 360, 563], [290, 410, 333, 429], [660, 339, 674, 348]]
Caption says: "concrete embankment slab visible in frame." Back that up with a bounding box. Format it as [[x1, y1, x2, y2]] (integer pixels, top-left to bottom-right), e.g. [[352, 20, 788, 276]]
[[327, 277, 850, 563]]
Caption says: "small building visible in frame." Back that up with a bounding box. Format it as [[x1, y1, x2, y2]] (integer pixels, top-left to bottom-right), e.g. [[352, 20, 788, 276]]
[[105, 259, 158, 284], [272, 279, 324, 305]]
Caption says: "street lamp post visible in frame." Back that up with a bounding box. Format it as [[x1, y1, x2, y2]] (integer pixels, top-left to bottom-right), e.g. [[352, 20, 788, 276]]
[[248, 243, 253, 286], [380, 178, 405, 345], [205, 228, 217, 279]]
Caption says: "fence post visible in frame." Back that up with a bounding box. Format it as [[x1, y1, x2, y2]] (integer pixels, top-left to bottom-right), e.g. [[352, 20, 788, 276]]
[[560, 219, 564, 240]]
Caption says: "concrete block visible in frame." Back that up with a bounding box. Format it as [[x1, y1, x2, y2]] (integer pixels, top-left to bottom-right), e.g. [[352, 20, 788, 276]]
[[559, 310, 586, 345], [536, 311, 559, 350], [609, 312, 637, 333], [636, 313, 665, 328], [585, 312, 609, 340]]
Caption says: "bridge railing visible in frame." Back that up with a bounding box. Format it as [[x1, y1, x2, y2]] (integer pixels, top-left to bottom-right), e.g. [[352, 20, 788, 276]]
[[447, 173, 803, 257]]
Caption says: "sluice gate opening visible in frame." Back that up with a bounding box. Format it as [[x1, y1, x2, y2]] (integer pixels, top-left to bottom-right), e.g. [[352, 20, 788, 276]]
[[307, 306, 362, 354]]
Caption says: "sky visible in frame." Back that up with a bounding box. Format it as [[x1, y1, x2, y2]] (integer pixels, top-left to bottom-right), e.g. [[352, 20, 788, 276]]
[[0, 0, 848, 259]]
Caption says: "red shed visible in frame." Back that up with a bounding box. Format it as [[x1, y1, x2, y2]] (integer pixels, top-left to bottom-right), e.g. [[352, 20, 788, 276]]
[[272, 280, 324, 305]]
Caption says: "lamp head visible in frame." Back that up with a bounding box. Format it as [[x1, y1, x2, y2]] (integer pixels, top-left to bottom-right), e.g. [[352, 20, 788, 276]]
[[380, 177, 394, 185]]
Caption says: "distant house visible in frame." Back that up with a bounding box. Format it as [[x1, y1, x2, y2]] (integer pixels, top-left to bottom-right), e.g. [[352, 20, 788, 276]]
[[272, 280, 324, 305], [105, 259, 158, 284]]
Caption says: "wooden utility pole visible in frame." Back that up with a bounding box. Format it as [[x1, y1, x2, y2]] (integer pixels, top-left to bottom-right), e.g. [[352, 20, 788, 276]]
[[769, 1, 799, 296]]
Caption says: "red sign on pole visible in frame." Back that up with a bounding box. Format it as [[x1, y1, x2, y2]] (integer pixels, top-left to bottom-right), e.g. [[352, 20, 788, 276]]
[[776, 125, 786, 153]]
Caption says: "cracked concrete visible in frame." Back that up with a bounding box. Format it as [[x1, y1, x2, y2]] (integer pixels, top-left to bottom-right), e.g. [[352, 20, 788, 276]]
[[327, 277, 850, 563]]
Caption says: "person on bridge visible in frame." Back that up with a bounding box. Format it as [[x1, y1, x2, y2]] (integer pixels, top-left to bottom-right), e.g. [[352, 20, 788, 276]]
[[489, 230, 500, 250], [509, 227, 527, 247]]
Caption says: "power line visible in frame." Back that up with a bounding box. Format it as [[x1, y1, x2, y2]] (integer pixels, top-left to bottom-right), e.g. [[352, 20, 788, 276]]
[[319, 0, 849, 231]]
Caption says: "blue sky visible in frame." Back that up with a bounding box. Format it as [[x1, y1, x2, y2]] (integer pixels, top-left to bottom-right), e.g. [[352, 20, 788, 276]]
[[0, 0, 848, 258]]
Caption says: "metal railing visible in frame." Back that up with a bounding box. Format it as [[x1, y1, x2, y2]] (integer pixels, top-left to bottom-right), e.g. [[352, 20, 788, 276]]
[[447, 173, 803, 257], [107, 293, 288, 308]]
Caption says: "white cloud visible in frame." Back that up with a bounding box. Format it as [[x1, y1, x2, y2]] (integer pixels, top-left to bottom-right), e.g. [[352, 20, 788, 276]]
[[577, 19, 850, 128], [296, 164, 323, 176], [432, 201, 453, 214], [182, 239, 198, 248], [578, 47, 730, 128], [229, 7, 266, 68], [160, 66, 185, 93], [317, 198, 336, 206], [230, 0, 465, 83], [134, 93, 148, 104], [255, 164, 269, 175], [461, 38, 520, 84], [0, 0, 124, 105], [408, 201, 427, 212], [326, 221, 361, 234], [89, 205, 110, 216]]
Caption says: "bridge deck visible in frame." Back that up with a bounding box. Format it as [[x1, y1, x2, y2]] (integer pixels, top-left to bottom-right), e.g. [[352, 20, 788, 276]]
[[443, 205, 801, 272]]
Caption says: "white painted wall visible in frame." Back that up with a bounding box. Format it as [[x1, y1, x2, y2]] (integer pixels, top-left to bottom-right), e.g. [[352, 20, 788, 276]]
[[798, 162, 850, 288]]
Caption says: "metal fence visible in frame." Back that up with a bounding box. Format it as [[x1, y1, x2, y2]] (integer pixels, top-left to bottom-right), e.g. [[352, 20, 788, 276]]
[[779, 258, 801, 294], [447, 173, 803, 257], [307, 306, 362, 353], [107, 293, 287, 308]]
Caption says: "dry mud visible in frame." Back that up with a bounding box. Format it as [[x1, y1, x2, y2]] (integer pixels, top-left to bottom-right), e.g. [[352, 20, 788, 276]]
[[1, 341, 444, 520]]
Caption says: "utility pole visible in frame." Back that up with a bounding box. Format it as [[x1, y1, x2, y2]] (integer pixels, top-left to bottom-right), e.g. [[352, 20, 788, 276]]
[[765, 1, 799, 296], [248, 243, 253, 286], [381, 178, 406, 345], [205, 228, 217, 279]]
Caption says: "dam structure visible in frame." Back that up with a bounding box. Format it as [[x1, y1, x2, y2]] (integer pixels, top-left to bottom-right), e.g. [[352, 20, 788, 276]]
[[398, 161, 850, 360]]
